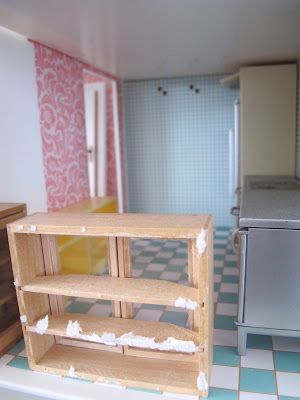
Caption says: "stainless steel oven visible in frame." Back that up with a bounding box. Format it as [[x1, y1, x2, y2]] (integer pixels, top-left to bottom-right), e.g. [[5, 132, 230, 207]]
[[232, 176, 300, 355]]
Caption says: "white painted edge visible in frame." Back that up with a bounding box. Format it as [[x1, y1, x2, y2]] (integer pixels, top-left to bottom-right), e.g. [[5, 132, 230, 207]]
[[66, 320, 199, 353], [0, 365, 142, 400], [34, 371, 62, 379], [35, 314, 49, 335], [196, 229, 206, 254], [112, 80, 123, 213], [30, 225, 36, 232], [68, 366, 77, 378], [17, 225, 23, 231], [66, 320, 82, 337], [96, 82, 107, 197], [175, 297, 199, 310], [162, 392, 199, 399], [103, 379, 121, 386], [94, 381, 126, 390], [20, 315, 27, 323], [228, 128, 234, 197], [13, 279, 20, 287], [197, 372, 208, 391]]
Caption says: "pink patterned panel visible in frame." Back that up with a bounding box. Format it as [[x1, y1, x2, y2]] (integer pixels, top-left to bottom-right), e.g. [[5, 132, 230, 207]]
[[34, 41, 126, 212], [34, 43, 90, 212]]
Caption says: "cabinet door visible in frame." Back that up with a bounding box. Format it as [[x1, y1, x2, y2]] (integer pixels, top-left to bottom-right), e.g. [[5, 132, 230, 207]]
[[244, 228, 300, 330], [240, 64, 297, 178]]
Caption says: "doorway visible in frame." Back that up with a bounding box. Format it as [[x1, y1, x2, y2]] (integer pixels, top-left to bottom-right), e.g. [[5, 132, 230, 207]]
[[83, 69, 124, 212]]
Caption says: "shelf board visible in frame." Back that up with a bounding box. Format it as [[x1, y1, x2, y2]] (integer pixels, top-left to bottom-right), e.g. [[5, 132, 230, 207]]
[[8, 212, 211, 239], [22, 275, 199, 307], [34, 344, 203, 396], [26, 313, 200, 350]]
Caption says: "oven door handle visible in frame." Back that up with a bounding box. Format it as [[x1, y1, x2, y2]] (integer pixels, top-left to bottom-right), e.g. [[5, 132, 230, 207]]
[[230, 228, 241, 255], [230, 206, 240, 216]]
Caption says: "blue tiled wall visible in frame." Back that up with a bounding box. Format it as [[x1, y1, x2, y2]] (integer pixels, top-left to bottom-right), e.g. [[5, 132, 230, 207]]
[[123, 75, 239, 226]]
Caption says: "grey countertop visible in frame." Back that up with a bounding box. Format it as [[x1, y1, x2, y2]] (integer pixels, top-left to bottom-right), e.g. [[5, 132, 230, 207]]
[[239, 176, 300, 229]]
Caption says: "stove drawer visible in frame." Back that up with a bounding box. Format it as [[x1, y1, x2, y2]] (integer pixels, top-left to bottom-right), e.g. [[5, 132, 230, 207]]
[[243, 228, 300, 330]]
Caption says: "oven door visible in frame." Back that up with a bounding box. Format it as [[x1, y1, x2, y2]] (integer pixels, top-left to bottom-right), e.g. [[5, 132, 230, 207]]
[[243, 228, 300, 330]]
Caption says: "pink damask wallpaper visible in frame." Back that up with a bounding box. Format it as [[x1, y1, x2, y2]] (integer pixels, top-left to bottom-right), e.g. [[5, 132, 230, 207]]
[[33, 42, 126, 212]]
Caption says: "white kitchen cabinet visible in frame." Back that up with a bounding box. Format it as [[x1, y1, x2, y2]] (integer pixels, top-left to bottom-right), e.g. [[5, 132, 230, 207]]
[[240, 64, 297, 179]]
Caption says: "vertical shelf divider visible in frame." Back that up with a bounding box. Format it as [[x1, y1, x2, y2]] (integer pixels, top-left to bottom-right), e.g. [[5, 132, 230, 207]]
[[41, 235, 64, 316], [107, 237, 121, 318], [117, 237, 134, 319]]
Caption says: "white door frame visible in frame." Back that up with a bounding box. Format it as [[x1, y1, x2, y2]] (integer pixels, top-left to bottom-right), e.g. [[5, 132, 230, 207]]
[[83, 69, 123, 213], [84, 81, 106, 198]]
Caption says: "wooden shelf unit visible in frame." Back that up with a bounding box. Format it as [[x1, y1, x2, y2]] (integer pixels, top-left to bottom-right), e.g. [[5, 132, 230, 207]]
[[7, 212, 213, 398]]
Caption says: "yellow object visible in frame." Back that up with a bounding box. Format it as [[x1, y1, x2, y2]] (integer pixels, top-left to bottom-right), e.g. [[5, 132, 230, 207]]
[[56, 197, 117, 275]]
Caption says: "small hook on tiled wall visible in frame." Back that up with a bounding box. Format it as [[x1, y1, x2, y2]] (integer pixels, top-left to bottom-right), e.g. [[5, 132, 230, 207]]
[[157, 86, 168, 95], [189, 84, 200, 94], [157, 84, 199, 96]]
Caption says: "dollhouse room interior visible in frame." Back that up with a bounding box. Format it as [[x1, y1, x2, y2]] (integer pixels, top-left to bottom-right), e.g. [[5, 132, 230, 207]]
[[0, 1, 300, 399]]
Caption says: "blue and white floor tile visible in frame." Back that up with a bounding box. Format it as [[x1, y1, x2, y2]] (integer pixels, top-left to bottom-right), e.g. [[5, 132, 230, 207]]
[[1, 227, 300, 399]]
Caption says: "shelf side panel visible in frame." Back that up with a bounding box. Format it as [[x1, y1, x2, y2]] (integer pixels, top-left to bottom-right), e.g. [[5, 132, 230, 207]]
[[8, 233, 45, 286], [188, 239, 199, 332], [7, 231, 55, 366], [19, 291, 51, 326], [192, 217, 214, 387]]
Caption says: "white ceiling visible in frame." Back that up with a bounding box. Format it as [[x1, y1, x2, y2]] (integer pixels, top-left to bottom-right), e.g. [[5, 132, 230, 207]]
[[0, 0, 299, 80]]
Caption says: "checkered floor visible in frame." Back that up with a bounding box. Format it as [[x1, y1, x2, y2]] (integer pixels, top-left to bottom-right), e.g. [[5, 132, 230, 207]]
[[2, 227, 300, 399]]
